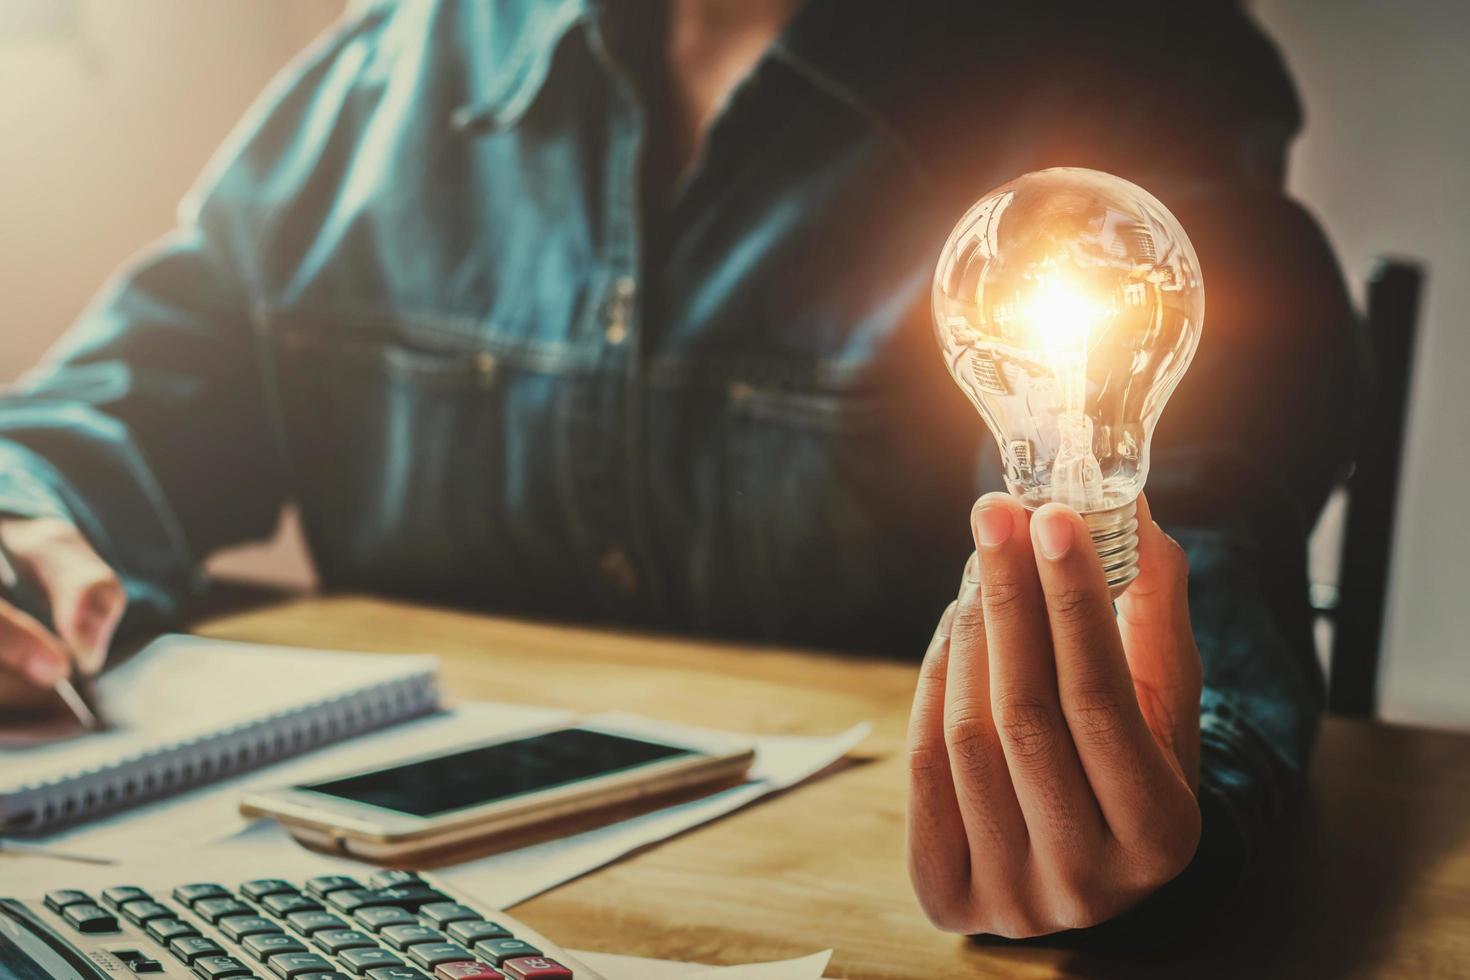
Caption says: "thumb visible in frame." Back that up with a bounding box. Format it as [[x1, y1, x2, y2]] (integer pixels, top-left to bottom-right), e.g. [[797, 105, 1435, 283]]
[[1, 519, 126, 676], [1115, 494, 1201, 785]]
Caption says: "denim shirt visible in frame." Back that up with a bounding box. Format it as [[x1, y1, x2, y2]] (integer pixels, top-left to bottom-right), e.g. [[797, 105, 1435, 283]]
[[0, 0, 1360, 938]]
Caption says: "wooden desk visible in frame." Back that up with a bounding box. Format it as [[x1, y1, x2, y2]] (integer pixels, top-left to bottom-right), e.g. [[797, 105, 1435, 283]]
[[191, 595, 1470, 979]]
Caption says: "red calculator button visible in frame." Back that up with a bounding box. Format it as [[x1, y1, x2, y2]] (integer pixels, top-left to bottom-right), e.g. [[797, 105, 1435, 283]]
[[501, 957, 573, 980], [435, 964, 504, 980]]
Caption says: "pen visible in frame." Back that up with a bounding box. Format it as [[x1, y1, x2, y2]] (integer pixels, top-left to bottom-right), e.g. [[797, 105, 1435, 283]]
[[0, 534, 99, 730]]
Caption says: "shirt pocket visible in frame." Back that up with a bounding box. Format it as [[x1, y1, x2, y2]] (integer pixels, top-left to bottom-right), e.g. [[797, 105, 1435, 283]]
[[263, 319, 510, 600], [723, 382, 902, 648]]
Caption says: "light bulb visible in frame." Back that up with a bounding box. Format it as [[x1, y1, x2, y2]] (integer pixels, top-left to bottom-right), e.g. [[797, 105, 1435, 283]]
[[932, 168, 1204, 597]]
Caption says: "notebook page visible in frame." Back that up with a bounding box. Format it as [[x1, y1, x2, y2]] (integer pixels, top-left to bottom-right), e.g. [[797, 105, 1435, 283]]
[[0, 635, 437, 793]]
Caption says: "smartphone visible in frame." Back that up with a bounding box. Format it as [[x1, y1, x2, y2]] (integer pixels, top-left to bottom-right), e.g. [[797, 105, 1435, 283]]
[[240, 718, 755, 862]]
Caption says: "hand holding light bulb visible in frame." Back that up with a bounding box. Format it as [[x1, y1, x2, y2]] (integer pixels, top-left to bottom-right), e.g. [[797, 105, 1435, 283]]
[[906, 169, 1205, 937]]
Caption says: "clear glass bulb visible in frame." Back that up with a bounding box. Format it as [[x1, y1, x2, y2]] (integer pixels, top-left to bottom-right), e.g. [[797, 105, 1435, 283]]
[[932, 168, 1204, 596]]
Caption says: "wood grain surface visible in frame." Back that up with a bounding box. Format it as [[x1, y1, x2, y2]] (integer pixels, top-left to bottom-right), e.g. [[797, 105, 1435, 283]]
[[188, 594, 1470, 979]]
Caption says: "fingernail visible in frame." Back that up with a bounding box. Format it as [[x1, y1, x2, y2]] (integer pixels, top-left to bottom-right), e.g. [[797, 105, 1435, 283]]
[[963, 551, 980, 583], [26, 656, 66, 686], [90, 618, 119, 671], [1034, 507, 1074, 561], [974, 503, 1013, 549]]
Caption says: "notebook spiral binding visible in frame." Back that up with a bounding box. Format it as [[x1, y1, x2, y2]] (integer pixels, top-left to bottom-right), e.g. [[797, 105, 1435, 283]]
[[7, 672, 439, 836]]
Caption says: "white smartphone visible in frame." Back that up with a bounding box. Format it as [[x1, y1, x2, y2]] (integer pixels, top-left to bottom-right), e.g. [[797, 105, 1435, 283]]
[[240, 717, 755, 862]]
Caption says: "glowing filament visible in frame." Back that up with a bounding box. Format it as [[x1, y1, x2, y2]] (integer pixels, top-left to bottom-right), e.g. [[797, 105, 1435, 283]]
[[1025, 275, 1104, 353]]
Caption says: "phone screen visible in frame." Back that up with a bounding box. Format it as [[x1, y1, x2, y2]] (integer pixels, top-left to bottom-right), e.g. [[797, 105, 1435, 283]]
[[297, 728, 699, 818]]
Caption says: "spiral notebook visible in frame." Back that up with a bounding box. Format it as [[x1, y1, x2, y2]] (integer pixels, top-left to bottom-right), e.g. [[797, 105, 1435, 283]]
[[0, 635, 440, 836]]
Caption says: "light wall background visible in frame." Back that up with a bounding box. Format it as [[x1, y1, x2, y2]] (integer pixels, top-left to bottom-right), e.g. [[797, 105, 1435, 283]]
[[1254, 0, 1470, 730], [0, 0, 341, 590], [1, 2, 1466, 726]]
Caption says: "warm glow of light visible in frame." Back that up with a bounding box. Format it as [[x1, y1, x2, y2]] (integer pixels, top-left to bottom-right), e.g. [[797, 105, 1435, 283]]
[[1024, 274, 1104, 352]]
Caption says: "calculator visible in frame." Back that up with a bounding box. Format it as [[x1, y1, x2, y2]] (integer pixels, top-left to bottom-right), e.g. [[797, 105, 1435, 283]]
[[0, 870, 601, 980]]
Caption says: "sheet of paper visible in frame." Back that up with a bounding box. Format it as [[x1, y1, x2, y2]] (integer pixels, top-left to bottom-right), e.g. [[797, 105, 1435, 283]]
[[27, 701, 571, 862], [140, 716, 869, 911], [435, 718, 872, 909], [0, 825, 364, 896], [0, 635, 438, 788], [573, 949, 832, 980]]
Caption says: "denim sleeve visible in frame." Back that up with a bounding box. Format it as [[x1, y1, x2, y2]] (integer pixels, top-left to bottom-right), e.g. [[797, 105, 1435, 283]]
[[0, 225, 278, 621], [0, 9, 385, 622], [1188, 518, 1324, 872], [0, 443, 71, 525]]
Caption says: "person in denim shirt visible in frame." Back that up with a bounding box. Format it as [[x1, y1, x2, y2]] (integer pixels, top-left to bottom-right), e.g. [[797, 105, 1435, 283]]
[[0, 0, 1359, 943]]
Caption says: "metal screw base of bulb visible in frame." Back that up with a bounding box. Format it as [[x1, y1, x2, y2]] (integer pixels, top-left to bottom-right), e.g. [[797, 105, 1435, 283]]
[[1084, 500, 1140, 601]]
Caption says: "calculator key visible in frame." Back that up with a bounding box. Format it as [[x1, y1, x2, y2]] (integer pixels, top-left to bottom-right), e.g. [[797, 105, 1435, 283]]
[[262, 894, 324, 917], [102, 886, 150, 909], [174, 884, 232, 906], [312, 930, 378, 955], [445, 922, 512, 946], [380, 924, 444, 950], [197, 898, 256, 923], [499, 959, 571, 980], [121, 900, 174, 926], [407, 944, 473, 970], [435, 965, 504, 980], [287, 911, 348, 935], [327, 890, 377, 914], [148, 918, 201, 943], [44, 889, 93, 912], [113, 949, 165, 974], [268, 953, 337, 979], [366, 886, 449, 912], [334, 887, 445, 914], [472, 941, 541, 967], [193, 954, 253, 979], [245, 933, 310, 961], [305, 876, 362, 898], [353, 907, 419, 932], [366, 969, 432, 980], [62, 903, 118, 933], [221, 915, 285, 942], [173, 940, 227, 963], [242, 880, 298, 900], [172, 937, 227, 963], [419, 904, 480, 928], [298, 975, 354, 980], [339, 946, 406, 974], [368, 871, 421, 891]]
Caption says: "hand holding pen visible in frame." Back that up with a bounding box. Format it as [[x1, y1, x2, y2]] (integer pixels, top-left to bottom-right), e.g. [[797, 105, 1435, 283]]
[[0, 518, 122, 727]]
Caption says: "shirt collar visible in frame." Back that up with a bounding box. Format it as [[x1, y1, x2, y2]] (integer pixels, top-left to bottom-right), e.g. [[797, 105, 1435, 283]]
[[450, 0, 922, 153], [767, 0, 934, 169], [448, 0, 1301, 192], [450, 0, 590, 134]]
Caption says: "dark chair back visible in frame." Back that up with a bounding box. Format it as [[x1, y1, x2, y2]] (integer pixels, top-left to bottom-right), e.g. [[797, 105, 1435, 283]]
[[1324, 259, 1426, 717]]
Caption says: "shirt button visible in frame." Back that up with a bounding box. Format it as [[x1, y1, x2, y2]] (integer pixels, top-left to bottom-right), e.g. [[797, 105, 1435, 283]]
[[599, 545, 639, 597], [474, 352, 497, 381], [604, 276, 636, 346]]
